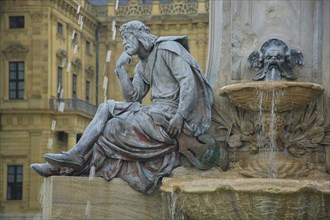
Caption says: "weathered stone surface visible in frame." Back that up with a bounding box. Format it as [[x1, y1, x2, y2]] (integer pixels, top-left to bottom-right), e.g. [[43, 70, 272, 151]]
[[161, 167, 330, 220], [41, 176, 163, 220], [206, 0, 330, 175]]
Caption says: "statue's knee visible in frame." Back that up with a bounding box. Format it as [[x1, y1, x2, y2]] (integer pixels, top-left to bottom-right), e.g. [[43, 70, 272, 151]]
[[96, 102, 111, 118]]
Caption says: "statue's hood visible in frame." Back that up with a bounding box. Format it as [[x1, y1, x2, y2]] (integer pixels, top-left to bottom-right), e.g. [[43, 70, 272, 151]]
[[156, 36, 190, 52]]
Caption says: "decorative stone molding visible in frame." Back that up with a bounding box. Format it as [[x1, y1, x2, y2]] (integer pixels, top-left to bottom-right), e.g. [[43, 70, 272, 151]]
[[2, 44, 29, 60], [71, 57, 82, 72], [31, 11, 44, 22], [116, 1, 152, 16], [197, 38, 207, 46], [56, 49, 67, 67], [160, 1, 197, 15], [96, 7, 108, 17], [247, 39, 304, 81], [85, 64, 94, 79], [210, 101, 328, 159], [205, 1, 209, 12], [56, 49, 67, 59], [51, 0, 97, 34]]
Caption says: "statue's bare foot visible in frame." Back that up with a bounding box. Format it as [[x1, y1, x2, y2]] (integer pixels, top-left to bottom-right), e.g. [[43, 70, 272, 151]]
[[44, 152, 85, 170], [30, 163, 60, 177]]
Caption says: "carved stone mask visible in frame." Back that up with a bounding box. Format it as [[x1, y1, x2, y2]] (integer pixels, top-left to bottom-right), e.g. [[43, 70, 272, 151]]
[[264, 47, 285, 70], [247, 38, 304, 81]]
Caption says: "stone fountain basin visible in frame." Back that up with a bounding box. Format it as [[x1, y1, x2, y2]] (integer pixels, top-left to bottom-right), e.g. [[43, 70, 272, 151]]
[[219, 81, 324, 112], [161, 167, 330, 219]]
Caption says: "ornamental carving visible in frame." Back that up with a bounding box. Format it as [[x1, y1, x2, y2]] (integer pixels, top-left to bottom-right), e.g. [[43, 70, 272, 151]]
[[247, 39, 304, 81], [96, 7, 108, 17], [31, 12, 44, 22], [210, 101, 329, 158], [116, 4, 152, 16], [85, 64, 94, 78], [205, 1, 209, 12], [56, 49, 67, 67], [160, 2, 198, 15], [71, 57, 82, 72], [2, 44, 29, 60]]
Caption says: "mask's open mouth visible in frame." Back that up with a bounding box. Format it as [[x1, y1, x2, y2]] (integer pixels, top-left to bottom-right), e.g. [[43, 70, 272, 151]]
[[268, 63, 279, 69]]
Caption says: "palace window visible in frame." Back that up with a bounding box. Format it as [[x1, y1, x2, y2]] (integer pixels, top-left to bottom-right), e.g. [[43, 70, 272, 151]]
[[9, 61, 24, 99], [57, 66, 63, 98], [86, 40, 91, 54], [72, 31, 78, 46], [72, 74, 77, 99], [57, 22, 63, 35], [7, 165, 23, 200], [9, 16, 25, 29], [86, 80, 90, 102]]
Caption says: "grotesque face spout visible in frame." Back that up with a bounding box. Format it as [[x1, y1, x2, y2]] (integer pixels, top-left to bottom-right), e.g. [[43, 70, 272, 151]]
[[264, 48, 284, 80], [247, 38, 304, 81]]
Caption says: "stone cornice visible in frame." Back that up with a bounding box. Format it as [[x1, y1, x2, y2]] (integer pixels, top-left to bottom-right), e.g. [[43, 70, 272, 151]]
[[116, 2, 152, 17], [51, 0, 98, 34], [159, 1, 198, 15], [96, 0, 208, 18]]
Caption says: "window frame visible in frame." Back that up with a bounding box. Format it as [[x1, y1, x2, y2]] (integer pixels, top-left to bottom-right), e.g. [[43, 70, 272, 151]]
[[72, 31, 78, 47], [72, 74, 77, 99], [57, 66, 63, 99], [9, 61, 25, 100], [85, 40, 91, 55], [57, 22, 63, 36], [6, 165, 23, 201], [9, 15, 25, 29], [85, 80, 90, 102]]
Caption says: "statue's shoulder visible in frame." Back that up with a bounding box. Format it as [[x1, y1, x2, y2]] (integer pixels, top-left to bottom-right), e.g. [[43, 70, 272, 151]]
[[156, 36, 190, 53]]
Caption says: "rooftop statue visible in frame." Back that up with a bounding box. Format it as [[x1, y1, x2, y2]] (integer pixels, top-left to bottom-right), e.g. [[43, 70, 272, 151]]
[[247, 38, 304, 81], [31, 21, 227, 194]]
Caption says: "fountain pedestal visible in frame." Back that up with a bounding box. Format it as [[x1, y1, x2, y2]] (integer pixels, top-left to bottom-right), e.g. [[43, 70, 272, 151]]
[[160, 79, 329, 219], [41, 176, 163, 220]]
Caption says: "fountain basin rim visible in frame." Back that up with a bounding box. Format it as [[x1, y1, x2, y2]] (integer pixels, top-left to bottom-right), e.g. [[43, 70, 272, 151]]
[[161, 177, 330, 194], [219, 81, 324, 95], [219, 81, 324, 112]]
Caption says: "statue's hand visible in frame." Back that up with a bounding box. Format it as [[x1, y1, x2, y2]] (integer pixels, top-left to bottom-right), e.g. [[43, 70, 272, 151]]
[[168, 113, 184, 137], [116, 51, 133, 69]]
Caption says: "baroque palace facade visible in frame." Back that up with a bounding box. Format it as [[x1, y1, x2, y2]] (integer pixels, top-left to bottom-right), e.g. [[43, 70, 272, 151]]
[[0, 0, 209, 218]]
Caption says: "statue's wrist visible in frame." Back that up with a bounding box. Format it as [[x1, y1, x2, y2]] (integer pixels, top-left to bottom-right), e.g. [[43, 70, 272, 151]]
[[115, 67, 126, 76]]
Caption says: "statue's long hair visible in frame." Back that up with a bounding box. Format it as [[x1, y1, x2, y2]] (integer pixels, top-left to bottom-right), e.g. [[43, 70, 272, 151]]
[[119, 21, 157, 51]]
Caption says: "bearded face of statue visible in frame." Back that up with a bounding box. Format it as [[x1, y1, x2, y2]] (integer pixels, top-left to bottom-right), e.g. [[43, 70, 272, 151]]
[[263, 48, 285, 80], [264, 48, 285, 69], [248, 39, 304, 81], [122, 32, 140, 56]]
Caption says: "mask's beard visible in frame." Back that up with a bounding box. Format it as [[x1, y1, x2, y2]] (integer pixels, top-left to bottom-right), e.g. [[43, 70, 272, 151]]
[[263, 62, 285, 80]]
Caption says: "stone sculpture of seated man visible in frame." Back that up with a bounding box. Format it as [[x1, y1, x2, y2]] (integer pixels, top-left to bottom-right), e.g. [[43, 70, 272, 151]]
[[31, 21, 225, 194]]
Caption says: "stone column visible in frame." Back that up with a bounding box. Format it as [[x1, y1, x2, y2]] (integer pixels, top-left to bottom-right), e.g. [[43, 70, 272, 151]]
[[197, 22, 207, 71], [29, 131, 42, 210], [151, 0, 160, 16], [67, 131, 77, 150]]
